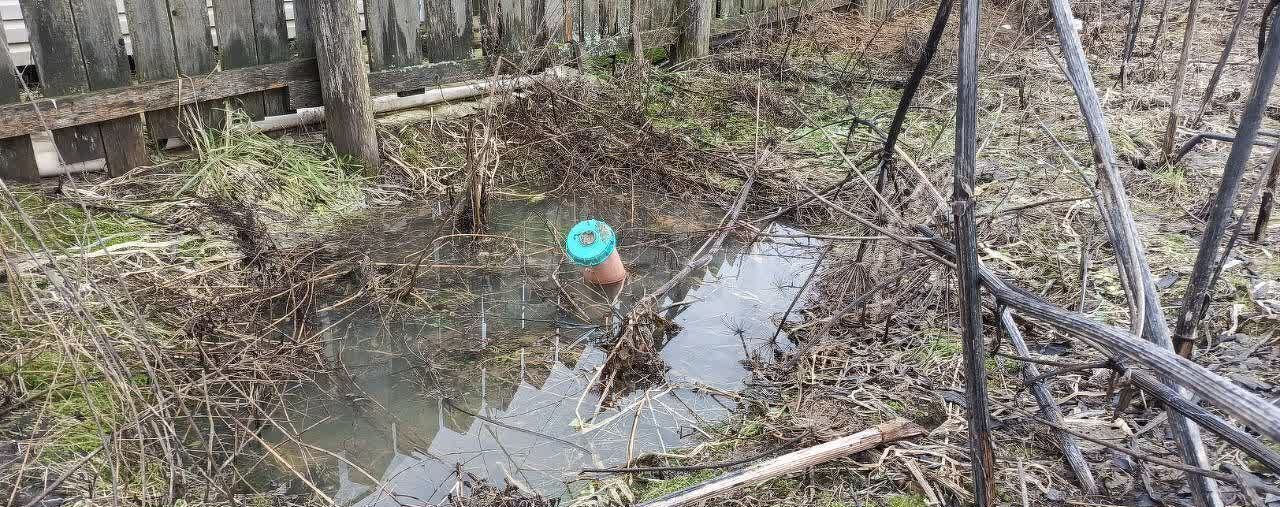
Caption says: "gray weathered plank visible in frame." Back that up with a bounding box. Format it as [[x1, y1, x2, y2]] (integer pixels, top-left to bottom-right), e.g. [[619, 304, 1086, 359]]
[[70, 0, 149, 175], [367, 0, 421, 69], [579, 0, 599, 45], [497, 0, 530, 51], [170, 0, 218, 128], [124, 0, 181, 140], [0, 59, 317, 138], [424, 0, 471, 62], [293, 0, 314, 57], [0, 24, 37, 182], [213, 0, 266, 119], [254, 0, 291, 115], [20, 0, 103, 163]]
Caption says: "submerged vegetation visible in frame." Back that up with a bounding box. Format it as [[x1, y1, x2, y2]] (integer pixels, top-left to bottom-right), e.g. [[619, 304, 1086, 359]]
[[4, 1, 1280, 506]]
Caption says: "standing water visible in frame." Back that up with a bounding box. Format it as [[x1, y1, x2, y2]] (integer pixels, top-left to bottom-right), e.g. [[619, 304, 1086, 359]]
[[266, 191, 823, 504]]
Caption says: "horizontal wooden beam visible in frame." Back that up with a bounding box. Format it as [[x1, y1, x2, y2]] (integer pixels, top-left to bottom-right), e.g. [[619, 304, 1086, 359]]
[[0, 59, 317, 139]]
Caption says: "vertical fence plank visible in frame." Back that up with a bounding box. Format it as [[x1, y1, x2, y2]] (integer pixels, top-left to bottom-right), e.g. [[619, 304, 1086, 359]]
[[69, 0, 149, 175], [496, 0, 530, 52], [213, 0, 266, 119], [294, 0, 315, 57], [125, 0, 183, 141], [169, 0, 217, 127], [368, 0, 421, 71], [20, 0, 102, 164], [0, 27, 38, 182], [255, 0, 291, 115], [425, 0, 472, 61], [579, 0, 599, 49]]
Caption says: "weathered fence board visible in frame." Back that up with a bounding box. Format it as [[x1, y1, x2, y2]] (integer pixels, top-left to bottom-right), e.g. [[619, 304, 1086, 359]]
[[70, 0, 149, 174], [0, 25, 37, 182], [254, 0, 292, 115], [21, 0, 103, 163], [424, 0, 471, 62], [0, 59, 317, 138], [214, 0, 267, 119], [171, 0, 219, 129], [367, 0, 421, 70], [124, 0, 182, 140], [293, 0, 314, 57]]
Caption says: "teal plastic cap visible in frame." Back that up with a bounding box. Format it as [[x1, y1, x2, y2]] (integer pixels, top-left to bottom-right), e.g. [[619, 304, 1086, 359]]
[[566, 219, 617, 267]]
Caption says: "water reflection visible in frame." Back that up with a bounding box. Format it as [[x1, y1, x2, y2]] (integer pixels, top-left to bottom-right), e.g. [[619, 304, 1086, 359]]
[[269, 193, 821, 504]]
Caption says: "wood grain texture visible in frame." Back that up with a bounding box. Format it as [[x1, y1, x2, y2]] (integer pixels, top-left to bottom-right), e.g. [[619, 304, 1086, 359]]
[[1044, 0, 1222, 503], [424, 0, 471, 61], [213, 0, 266, 119], [124, 0, 183, 139], [580, 0, 600, 44], [0, 20, 37, 182], [69, 0, 149, 174], [0, 59, 318, 138], [312, 0, 380, 171], [367, 0, 422, 69], [952, 0, 995, 502], [637, 420, 924, 507], [254, 0, 292, 115], [20, 0, 102, 163], [293, 0, 315, 57], [999, 310, 1098, 494], [169, 0, 218, 127], [673, 0, 708, 62]]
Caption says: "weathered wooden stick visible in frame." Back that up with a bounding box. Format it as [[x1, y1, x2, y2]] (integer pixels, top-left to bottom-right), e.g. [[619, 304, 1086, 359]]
[[1043, 0, 1220, 502], [881, 0, 953, 166], [1120, 0, 1146, 87], [312, 0, 382, 172], [1254, 144, 1280, 242], [1192, 0, 1250, 123], [1173, 8, 1280, 357], [999, 310, 1098, 494], [636, 419, 925, 507], [954, 0, 996, 502], [918, 226, 1280, 444], [922, 228, 1280, 442], [1161, 0, 1201, 162], [1170, 132, 1275, 167], [1127, 370, 1280, 474]]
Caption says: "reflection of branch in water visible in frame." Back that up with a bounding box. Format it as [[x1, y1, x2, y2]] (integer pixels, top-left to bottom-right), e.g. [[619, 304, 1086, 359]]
[[581, 430, 811, 474], [442, 398, 593, 455]]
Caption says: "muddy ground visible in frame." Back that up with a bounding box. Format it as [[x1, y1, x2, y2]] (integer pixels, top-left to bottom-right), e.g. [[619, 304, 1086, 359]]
[[3, 0, 1280, 505]]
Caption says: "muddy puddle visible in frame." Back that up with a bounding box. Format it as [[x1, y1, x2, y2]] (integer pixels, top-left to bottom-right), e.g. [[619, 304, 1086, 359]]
[[267, 191, 823, 504]]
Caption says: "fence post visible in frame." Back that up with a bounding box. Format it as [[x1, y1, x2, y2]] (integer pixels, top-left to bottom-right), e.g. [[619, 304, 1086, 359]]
[[674, 0, 711, 63], [312, 0, 382, 173]]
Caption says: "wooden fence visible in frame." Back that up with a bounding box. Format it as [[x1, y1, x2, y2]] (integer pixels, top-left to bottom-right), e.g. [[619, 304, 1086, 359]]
[[0, 0, 857, 182]]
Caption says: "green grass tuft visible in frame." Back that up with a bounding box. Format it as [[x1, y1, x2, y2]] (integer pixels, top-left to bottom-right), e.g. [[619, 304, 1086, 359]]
[[180, 113, 370, 224]]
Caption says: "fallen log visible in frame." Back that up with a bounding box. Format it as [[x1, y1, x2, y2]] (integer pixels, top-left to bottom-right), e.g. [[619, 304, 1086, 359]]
[[635, 419, 925, 507]]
